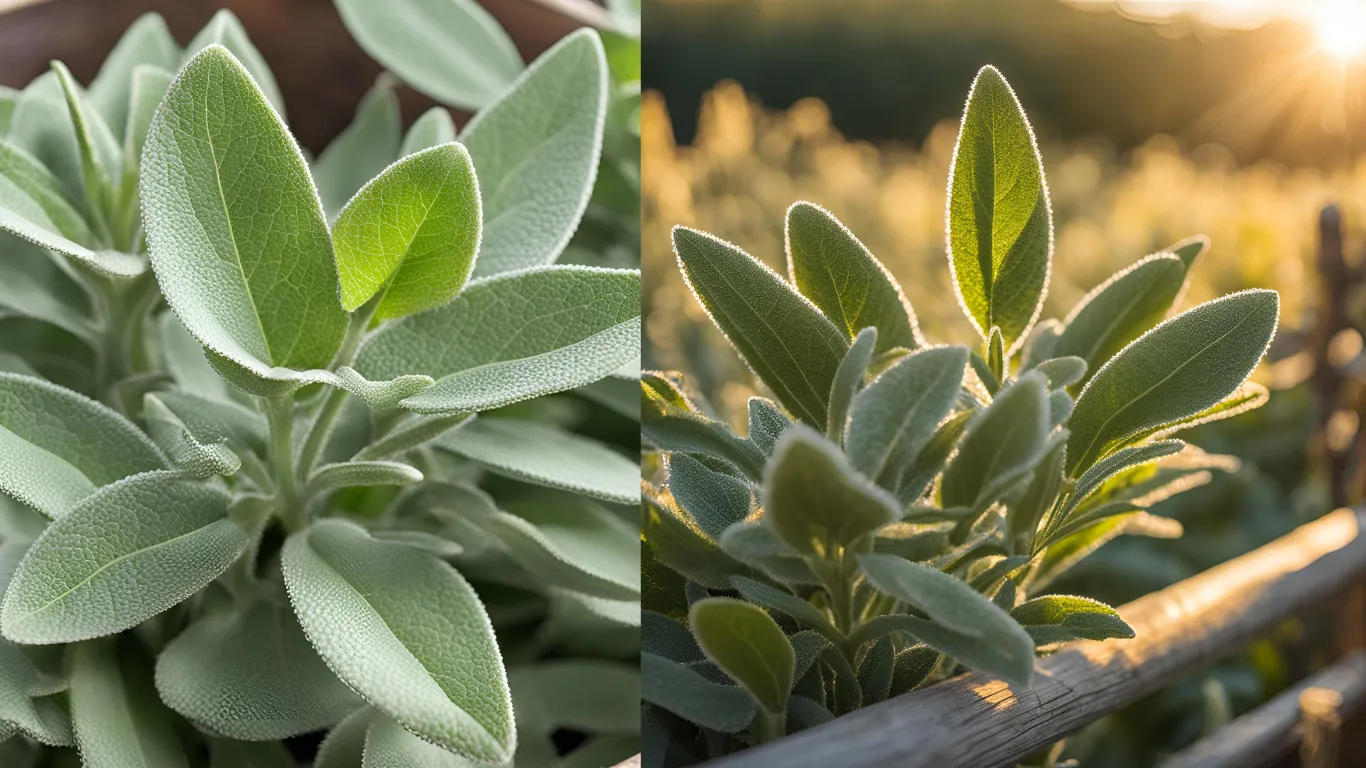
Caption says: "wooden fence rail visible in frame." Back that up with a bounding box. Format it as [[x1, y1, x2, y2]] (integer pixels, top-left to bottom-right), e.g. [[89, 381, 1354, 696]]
[[696, 507, 1366, 768]]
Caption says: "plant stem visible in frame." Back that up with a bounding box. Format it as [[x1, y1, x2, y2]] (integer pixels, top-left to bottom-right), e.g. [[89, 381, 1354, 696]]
[[753, 708, 786, 744], [297, 386, 348, 479], [266, 396, 305, 532]]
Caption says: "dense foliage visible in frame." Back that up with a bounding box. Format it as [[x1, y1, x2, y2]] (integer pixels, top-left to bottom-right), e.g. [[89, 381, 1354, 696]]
[[0, 5, 640, 767], [640, 66, 1279, 764]]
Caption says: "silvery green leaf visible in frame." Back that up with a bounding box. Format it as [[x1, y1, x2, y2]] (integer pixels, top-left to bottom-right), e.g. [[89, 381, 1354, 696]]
[[362, 712, 472, 767], [1110, 380, 1269, 448], [354, 413, 473, 462], [1034, 356, 1086, 390], [0, 497, 47, 543], [0, 372, 165, 518], [437, 417, 634, 503], [1023, 318, 1062, 369], [786, 202, 921, 354], [1066, 290, 1279, 477], [88, 12, 179, 143], [641, 652, 755, 734], [730, 576, 839, 644], [50, 62, 122, 216], [356, 266, 640, 413], [0, 235, 96, 343], [1068, 439, 1185, 511], [182, 10, 287, 119], [857, 553, 1034, 687], [0, 541, 70, 746], [0, 85, 17, 134], [332, 367, 435, 411], [121, 64, 172, 175], [1049, 389, 1073, 428], [1052, 254, 1186, 382], [969, 350, 999, 397], [578, 375, 640, 420], [1005, 436, 1067, 554], [0, 205, 144, 278], [690, 597, 793, 715], [464, 29, 607, 276], [141, 46, 348, 380], [666, 452, 752, 540], [895, 410, 971, 507], [856, 636, 894, 705], [718, 523, 818, 586], [69, 639, 188, 767], [643, 494, 746, 591], [334, 0, 523, 111], [642, 373, 766, 480], [333, 143, 480, 318], [890, 645, 940, 696], [826, 326, 877, 442], [7, 73, 82, 204], [400, 108, 456, 158], [845, 345, 967, 489], [1038, 501, 1147, 550], [157, 311, 230, 399], [507, 662, 639, 735], [941, 372, 1049, 511], [281, 518, 514, 763], [1011, 595, 1134, 645], [0, 138, 94, 244], [306, 460, 423, 496], [313, 78, 401, 221], [764, 425, 898, 555], [673, 227, 848, 426], [369, 530, 463, 558], [152, 390, 267, 457], [1, 471, 243, 644], [747, 397, 791, 456], [316, 707, 374, 768], [156, 598, 361, 740], [143, 394, 240, 478], [947, 66, 1051, 353], [643, 610, 702, 664]]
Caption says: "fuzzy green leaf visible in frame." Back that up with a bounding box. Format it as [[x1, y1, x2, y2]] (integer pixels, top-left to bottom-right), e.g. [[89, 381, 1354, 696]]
[[281, 518, 514, 763], [88, 13, 179, 143], [401, 108, 456, 158], [641, 373, 766, 480], [313, 78, 401, 220], [122, 64, 172, 173], [362, 712, 471, 768], [50, 61, 122, 217], [942, 372, 1049, 510], [436, 417, 636, 504], [826, 326, 877, 442], [690, 598, 793, 715], [666, 452, 753, 540], [355, 265, 640, 413], [748, 397, 792, 456], [1066, 290, 1279, 476], [142, 394, 240, 479], [465, 30, 607, 276], [306, 461, 424, 497], [640, 652, 755, 733], [69, 639, 188, 768], [1052, 254, 1186, 380], [156, 598, 361, 740], [0, 541, 72, 747], [674, 226, 848, 426], [1011, 594, 1134, 645], [1034, 356, 1086, 390], [786, 202, 920, 353], [182, 10, 287, 119], [947, 66, 1052, 352], [141, 45, 349, 379], [0, 373, 165, 518], [334, 0, 523, 111], [1, 472, 243, 644], [0, 138, 94, 245], [765, 425, 899, 555]]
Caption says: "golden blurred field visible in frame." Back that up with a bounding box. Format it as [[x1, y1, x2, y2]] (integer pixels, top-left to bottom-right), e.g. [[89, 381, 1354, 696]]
[[642, 81, 1366, 423]]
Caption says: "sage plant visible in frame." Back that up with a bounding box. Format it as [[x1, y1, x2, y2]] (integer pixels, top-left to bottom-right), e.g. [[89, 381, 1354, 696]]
[[0, 9, 640, 768], [640, 66, 1277, 763]]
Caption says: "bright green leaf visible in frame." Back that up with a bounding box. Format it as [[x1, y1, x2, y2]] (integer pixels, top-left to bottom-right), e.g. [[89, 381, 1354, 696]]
[[1011, 594, 1134, 645], [690, 598, 794, 715], [941, 372, 1049, 511], [1052, 254, 1186, 381]]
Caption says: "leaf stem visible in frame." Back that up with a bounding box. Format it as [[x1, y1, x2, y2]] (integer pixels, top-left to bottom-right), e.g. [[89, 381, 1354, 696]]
[[266, 396, 305, 532], [297, 297, 380, 475]]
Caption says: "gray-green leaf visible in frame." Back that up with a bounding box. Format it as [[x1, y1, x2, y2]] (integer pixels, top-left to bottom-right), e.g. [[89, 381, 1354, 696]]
[[182, 10, 287, 119], [1052, 253, 1186, 381], [400, 108, 456, 158], [88, 13, 179, 144], [313, 77, 401, 221], [69, 639, 188, 768], [690, 598, 793, 715], [941, 372, 1048, 511], [640, 652, 755, 734], [765, 425, 898, 554], [437, 418, 636, 504]]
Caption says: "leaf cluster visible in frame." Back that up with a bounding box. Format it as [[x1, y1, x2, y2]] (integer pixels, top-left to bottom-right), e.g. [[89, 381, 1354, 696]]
[[0, 7, 640, 767], [640, 65, 1278, 764]]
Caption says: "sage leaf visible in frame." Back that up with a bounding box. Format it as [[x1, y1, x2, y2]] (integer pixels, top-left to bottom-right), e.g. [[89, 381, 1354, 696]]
[[947, 66, 1051, 353], [666, 452, 753, 540], [673, 226, 848, 426], [0, 236, 96, 343], [281, 518, 514, 763], [1, 471, 243, 644], [764, 425, 899, 555], [1171, 233, 1209, 270], [313, 78, 401, 220], [182, 10, 287, 120], [401, 108, 457, 158], [0, 372, 165, 518], [1006, 437, 1067, 554], [896, 410, 972, 506], [730, 576, 839, 644], [8, 72, 82, 205], [941, 372, 1049, 511], [643, 610, 703, 664], [88, 12, 179, 143], [786, 202, 921, 353], [155, 598, 361, 740], [826, 326, 877, 442], [640, 652, 755, 734], [306, 461, 424, 496], [355, 266, 640, 413], [69, 639, 187, 768], [747, 397, 792, 456], [718, 523, 819, 587], [642, 373, 766, 480], [1034, 356, 1086, 390], [334, 0, 523, 111], [507, 662, 640, 735], [1011, 595, 1134, 645], [845, 345, 967, 489], [333, 142, 480, 319], [122, 64, 172, 173], [50, 62, 122, 217], [0, 541, 71, 746], [1069, 439, 1185, 510], [0, 205, 144, 278], [0, 138, 94, 244], [143, 394, 240, 479], [690, 597, 793, 715], [316, 707, 374, 768], [890, 645, 940, 696], [465, 30, 606, 276], [857, 636, 894, 705], [152, 389, 267, 457], [857, 553, 1034, 687], [1052, 254, 1186, 379], [353, 413, 473, 462], [362, 712, 470, 767], [141, 45, 349, 378], [1066, 290, 1279, 476], [437, 418, 636, 504]]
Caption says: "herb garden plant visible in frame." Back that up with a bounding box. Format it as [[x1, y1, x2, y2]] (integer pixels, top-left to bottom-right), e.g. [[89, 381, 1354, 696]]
[[640, 65, 1278, 764], [0, 7, 640, 768]]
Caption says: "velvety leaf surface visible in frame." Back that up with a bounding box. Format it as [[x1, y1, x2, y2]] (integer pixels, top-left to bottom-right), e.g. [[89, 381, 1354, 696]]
[[941, 372, 1048, 510], [947, 66, 1052, 352], [463, 29, 606, 276], [333, 143, 480, 319], [0, 138, 93, 244], [400, 108, 456, 157], [0, 541, 72, 746], [1011, 594, 1134, 645], [181, 10, 287, 119], [666, 452, 753, 540], [690, 597, 793, 714], [281, 518, 513, 764], [362, 712, 472, 768], [826, 326, 877, 441], [1052, 254, 1186, 378], [355, 266, 639, 413], [786, 202, 920, 353], [640, 652, 755, 734], [141, 45, 348, 377], [673, 226, 847, 426], [88, 12, 179, 144], [0, 372, 165, 518], [437, 418, 636, 504], [1, 472, 243, 644], [69, 639, 188, 768]]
